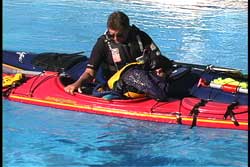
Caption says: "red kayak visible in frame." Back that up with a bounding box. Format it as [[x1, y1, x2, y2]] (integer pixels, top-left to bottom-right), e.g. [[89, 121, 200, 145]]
[[3, 71, 248, 131]]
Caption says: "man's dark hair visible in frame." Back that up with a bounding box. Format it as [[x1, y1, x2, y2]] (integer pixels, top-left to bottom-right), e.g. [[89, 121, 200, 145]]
[[107, 11, 130, 31]]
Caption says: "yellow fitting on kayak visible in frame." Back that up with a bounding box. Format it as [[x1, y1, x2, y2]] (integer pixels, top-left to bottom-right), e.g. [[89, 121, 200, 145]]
[[124, 91, 146, 98], [3, 73, 23, 88], [212, 77, 248, 89]]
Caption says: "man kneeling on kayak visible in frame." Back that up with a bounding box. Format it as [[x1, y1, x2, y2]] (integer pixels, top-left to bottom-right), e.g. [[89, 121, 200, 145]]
[[64, 11, 172, 101]]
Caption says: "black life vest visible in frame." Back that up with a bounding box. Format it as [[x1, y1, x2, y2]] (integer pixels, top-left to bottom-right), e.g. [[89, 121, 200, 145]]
[[103, 25, 145, 74]]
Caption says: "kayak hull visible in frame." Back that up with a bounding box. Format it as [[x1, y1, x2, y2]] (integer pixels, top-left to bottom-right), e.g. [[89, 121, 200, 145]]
[[3, 72, 248, 131]]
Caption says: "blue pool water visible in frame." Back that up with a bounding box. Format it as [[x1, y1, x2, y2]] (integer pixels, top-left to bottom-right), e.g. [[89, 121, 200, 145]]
[[3, 0, 248, 166]]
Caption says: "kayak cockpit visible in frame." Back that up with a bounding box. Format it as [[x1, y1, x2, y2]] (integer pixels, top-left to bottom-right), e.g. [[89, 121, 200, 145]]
[[58, 75, 151, 102]]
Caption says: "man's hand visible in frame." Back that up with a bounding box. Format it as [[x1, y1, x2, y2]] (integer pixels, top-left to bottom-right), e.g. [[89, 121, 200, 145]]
[[64, 82, 81, 95]]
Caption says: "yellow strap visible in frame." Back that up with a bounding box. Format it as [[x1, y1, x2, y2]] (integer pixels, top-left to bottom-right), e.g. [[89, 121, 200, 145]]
[[3, 73, 23, 87]]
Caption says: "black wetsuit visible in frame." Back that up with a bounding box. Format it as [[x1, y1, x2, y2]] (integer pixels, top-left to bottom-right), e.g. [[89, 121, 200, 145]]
[[87, 25, 161, 79]]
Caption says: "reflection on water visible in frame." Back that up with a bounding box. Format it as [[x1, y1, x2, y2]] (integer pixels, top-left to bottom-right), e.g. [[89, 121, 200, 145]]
[[124, 0, 247, 72], [3, 0, 247, 72], [128, 0, 248, 9]]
